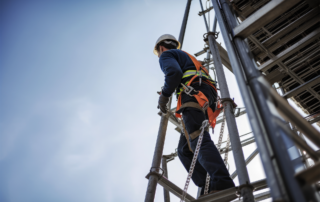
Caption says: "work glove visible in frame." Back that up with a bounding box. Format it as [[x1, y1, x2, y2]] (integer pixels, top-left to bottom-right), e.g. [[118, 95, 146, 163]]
[[158, 94, 170, 114]]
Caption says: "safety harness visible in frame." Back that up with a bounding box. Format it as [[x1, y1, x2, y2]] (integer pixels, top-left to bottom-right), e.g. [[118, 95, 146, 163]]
[[175, 51, 222, 132]]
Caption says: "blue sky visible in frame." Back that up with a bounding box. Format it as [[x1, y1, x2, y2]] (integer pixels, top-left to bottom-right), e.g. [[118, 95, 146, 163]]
[[1, 1, 318, 202]]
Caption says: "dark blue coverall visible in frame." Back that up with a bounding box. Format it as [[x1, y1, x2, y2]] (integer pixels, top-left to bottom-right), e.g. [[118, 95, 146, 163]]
[[159, 49, 235, 194]]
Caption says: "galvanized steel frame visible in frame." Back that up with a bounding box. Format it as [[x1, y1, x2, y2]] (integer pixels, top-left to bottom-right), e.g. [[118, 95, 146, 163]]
[[144, 0, 320, 201]]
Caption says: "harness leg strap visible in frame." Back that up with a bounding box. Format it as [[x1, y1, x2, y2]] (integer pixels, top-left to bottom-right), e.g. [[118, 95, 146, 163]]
[[181, 118, 193, 152], [177, 102, 211, 140], [176, 102, 206, 114], [190, 130, 202, 140]]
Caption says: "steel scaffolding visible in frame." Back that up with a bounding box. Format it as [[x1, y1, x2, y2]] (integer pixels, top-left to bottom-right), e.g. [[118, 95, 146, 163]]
[[145, 0, 320, 201]]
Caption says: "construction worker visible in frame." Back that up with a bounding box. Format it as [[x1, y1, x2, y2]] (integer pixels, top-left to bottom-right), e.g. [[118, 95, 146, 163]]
[[155, 34, 235, 196]]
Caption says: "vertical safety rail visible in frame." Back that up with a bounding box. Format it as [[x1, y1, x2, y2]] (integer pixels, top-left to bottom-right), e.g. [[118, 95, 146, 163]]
[[200, 1, 255, 201], [146, 1, 320, 202], [144, 1, 192, 201]]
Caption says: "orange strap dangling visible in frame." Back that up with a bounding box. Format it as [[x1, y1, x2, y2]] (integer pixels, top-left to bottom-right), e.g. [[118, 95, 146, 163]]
[[175, 95, 182, 118]]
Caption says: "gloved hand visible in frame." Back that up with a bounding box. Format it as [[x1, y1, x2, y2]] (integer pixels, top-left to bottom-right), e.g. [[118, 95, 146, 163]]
[[158, 94, 170, 114]]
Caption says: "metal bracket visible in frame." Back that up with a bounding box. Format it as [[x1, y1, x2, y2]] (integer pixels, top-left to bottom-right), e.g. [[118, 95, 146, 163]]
[[145, 167, 165, 180], [220, 97, 238, 108], [203, 32, 219, 42], [236, 181, 255, 197]]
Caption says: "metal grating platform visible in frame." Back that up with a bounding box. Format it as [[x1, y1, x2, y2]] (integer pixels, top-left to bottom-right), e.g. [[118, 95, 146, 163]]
[[231, 0, 320, 126]]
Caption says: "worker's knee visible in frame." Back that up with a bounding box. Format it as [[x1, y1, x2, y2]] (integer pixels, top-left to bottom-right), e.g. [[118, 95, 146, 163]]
[[177, 134, 187, 156], [182, 107, 206, 135]]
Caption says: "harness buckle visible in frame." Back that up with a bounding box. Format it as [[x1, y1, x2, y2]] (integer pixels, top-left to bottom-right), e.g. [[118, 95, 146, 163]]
[[181, 83, 197, 96], [202, 102, 209, 111]]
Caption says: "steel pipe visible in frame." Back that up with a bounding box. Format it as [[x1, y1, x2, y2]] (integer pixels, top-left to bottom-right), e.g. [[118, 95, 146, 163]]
[[233, 0, 301, 38], [207, 29, 255, 202], [218, 0, 314, 201], [178, 0, 192, 49], [199, 0, 209, 32], [144, 113, 170, 202], [259, 77, 320, 149], [210, 0, 295, 201], [162, 157, 170, 202], [231, 148, 259, 179], [144, 1, 192, 201]]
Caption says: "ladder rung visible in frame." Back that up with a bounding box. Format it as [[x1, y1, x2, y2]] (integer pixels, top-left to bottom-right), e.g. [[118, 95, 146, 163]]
[[146, 172, 196, 202], [192, 178, 267, 202], [146, 171, 267, 202], [192, 187, 237, 202], [232, 190, 270, 202], [295, 161, 320, 185]]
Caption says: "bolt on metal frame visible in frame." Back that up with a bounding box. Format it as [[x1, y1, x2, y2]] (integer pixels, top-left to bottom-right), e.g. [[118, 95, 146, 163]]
[[145, 0, 320, 201]]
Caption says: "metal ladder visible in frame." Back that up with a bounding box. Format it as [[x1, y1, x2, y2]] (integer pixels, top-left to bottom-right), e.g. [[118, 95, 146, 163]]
[[144, 0, 320, 201]]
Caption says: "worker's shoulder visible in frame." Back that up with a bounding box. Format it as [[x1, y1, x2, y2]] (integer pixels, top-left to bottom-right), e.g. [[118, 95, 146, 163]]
[[166, 49, 184, 55], [161, 49, 186, 58]]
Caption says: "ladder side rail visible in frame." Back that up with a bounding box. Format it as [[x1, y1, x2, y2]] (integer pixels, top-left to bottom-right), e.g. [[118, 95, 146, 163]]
[[162, 156, 170, 202], [201, 1, 255, 200], [144, 1, 192, 201]]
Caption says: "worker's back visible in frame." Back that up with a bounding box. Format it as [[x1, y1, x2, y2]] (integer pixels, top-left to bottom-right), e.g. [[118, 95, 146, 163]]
[[159, 49, 199, 97]]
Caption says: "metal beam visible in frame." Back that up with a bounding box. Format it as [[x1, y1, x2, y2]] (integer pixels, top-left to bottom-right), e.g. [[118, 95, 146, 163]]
[[161, 157, 170, 202], [193, 179, 268, 202], [282, 75, 320, 99], [257, 8, 320, 59], [233, 0, 302, 38], [276, 120, 320, 161], [258, 77, 320, 149], [296, 161, 320, 185], [211, 0, 287, 199], [309, 115, 320, 125], [219, 0, 310, 200], [207, 29, 255, 201], [219, 136, 256, 155], [258, 28, 320, 72], [144, 1, 192, 201], [178, 0, 192, 49], [193, 187, 238, 202], [233, 191, 271, 202], [146, 172, 195, 202], [231, 148, 259, 179], [200, 0, 210, 32]]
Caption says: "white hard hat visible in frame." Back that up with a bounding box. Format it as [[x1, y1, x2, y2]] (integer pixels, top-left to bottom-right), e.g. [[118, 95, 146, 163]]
[[153, 34, 181, 55]]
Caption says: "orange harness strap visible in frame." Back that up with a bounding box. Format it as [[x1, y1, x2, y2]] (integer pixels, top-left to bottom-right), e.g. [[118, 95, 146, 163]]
[[175, 51, 221, 129], [183, 51, 209, 75]]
